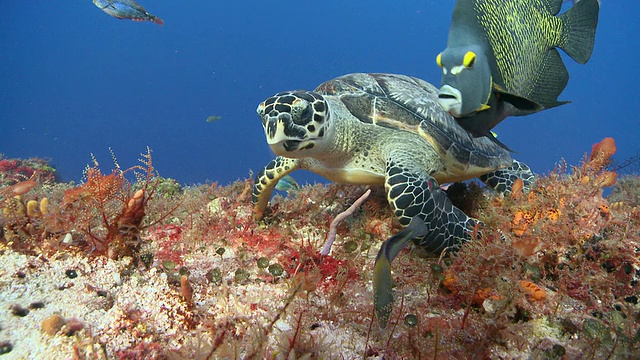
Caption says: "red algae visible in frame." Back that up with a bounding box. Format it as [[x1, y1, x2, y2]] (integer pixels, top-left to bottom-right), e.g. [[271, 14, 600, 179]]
[[0, 156, 58, 187], [0, 140, 639, 359]]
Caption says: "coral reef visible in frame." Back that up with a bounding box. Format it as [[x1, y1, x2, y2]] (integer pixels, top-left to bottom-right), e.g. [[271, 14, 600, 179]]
[[0, 148, 183, 259], [609, 175, 640, 208], [0, 139, 638, 359], [0, 155, 58, 187]]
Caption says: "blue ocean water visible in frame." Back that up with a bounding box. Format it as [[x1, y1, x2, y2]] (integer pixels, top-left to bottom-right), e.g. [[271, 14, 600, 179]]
[[1, 1, 637, 186]]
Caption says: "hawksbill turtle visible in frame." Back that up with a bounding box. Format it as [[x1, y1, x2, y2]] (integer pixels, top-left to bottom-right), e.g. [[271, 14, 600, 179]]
[[252, 73, 535, 327]]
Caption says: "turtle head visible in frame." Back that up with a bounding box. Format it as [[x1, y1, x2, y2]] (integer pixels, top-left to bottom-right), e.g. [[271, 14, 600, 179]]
[[257, 91, 329, 157], [436, 46, 492, 118]]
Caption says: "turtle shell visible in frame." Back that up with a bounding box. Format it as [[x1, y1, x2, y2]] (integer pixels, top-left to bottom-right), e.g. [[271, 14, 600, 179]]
[[315, 73, 513, 177]]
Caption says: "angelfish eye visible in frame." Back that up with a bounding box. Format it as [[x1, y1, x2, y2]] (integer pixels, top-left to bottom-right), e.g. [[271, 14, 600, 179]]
[[436, 53, 443, 68], [463, 51, 476, 69]]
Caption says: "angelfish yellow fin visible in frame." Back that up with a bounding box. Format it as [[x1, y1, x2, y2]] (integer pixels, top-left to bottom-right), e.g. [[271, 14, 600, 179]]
[[492, 82, 505, 92], [476, 103, 491, 112]]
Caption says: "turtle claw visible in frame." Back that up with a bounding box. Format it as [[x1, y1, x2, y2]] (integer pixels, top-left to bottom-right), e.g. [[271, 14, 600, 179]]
[[373, 217, 429, 328]]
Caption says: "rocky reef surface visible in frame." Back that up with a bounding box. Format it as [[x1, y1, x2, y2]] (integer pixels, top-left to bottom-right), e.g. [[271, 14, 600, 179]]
[[0, 139, 638, 359]]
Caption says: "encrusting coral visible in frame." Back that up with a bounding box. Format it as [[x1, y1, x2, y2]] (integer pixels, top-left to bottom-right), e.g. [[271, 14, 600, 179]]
[[0, 139, 638, 359]]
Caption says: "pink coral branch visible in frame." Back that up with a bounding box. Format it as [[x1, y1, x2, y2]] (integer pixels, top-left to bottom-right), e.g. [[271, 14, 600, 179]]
[[320, 189, 372, 256]]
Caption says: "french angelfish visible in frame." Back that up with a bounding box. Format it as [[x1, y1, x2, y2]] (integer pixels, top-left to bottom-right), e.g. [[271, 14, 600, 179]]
[[93, 0, 164, 25], [373, 216, 429, 329], [436, 0, 599, 137]]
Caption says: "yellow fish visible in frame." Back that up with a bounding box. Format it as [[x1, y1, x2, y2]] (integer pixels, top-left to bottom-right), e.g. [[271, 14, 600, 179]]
[[206, 115, 222, 123]]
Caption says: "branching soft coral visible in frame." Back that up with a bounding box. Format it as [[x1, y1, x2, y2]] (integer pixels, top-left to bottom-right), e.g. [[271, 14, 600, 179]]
[[46, 148, 174, 259]]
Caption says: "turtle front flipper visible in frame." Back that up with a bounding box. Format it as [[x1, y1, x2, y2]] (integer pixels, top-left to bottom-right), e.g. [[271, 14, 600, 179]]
[[375, 161, 479, 328], [480, 159, 536, 196], [386, 161, 479, 254], [252, 156, 302, 220]]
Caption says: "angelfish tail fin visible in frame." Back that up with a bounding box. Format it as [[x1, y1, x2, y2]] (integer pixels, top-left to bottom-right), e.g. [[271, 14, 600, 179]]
[[559, 0, 599, 64]]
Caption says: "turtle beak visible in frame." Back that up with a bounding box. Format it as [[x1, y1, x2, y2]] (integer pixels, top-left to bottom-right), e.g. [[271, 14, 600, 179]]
[[261, 112, 308, 155], [438, 85, 463, 117], [264, 117, 290, 146], [263, 113, 298, 145]]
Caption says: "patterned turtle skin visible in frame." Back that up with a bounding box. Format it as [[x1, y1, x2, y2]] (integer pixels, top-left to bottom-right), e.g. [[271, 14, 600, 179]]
[[252, 73, 534, 327]]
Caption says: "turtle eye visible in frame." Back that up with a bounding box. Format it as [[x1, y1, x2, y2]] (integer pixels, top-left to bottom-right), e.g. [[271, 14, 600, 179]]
[[436, 53, 443, 68], [463, 51, 476, 69]]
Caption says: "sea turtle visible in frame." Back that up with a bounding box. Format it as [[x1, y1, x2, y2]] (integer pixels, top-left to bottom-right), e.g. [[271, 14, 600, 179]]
[[252, 73, 534, 327]]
